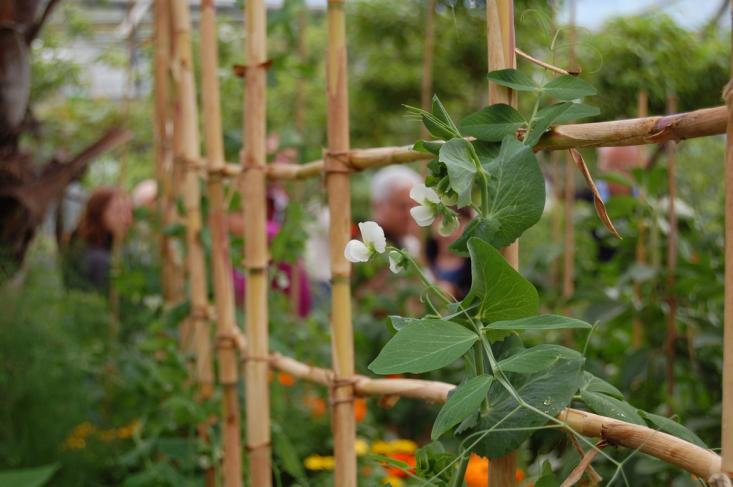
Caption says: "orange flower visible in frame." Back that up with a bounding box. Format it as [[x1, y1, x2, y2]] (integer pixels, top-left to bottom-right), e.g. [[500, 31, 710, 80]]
[[278, 372, 296, 387], [382, 452, 416, 478], [464, 454, 489, 487], [464, 454, 526, 487], [304, 395, 327, 417], [354, 398, 367, 422]]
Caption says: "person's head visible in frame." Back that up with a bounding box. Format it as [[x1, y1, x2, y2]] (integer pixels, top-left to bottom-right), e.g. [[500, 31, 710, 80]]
[[371, 166, 422, 240], [132, 179, 158, 210], [598, 146, 644, 196], [76, 187, 132, 249]]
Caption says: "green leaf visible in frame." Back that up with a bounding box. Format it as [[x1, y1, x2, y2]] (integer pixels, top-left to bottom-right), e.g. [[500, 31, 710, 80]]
[[464, 238, 539, 323], [542, 75, 597, 100], [580, 372, 624, 400], [485, 315, 593, 331], [432, 95, 460, 135], [0, 464, 59, 487], [639, 412, 708, 449], [536, 102, 599, 124], [459, 104, 525, 142], [273, 425, 307, 481], [580, 390, 645, 425], [432, 375, 493, 440], [525, 102, 573, 147], [487, 69, 538, 92], [413, 140, 442, 156], [465, 356, 584, 458], [387, 315, 417, 332], [439, 138, 477, 207], [497, 345, 581, 374], [451, 136, 545, 252], [369, 319, 478, 374]]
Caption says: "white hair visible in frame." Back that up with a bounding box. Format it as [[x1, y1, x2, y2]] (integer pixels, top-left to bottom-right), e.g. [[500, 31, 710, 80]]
[[370, 165, 422, 204]]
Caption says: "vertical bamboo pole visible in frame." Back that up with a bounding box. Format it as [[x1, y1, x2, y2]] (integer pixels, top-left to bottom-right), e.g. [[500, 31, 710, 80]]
[[420, 0, 436, 139], [722, 3, 733, 474], [170, 0, 215, 402], [199, 2, 243, 486], [632, 91, 648, 349], [550, 151, 563, 291], [325, 1, 356, 486], [242, 0, 272, 484], [561, 0, 577, 306], [155, 0, 185, 306], [487, 1, 517, 485], [665, 93, 678, 405]]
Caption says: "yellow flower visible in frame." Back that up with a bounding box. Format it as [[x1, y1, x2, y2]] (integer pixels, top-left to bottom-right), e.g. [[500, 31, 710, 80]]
[[383, 475, 405, 487], [389, 439, 417, 454], [304, 455, 335, 471], [371, 440, 392, 455], [355, 438, 369, 456]]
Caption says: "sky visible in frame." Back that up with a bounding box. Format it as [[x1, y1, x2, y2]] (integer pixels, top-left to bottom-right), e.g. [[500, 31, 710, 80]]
[[283, 0, 731, 32]]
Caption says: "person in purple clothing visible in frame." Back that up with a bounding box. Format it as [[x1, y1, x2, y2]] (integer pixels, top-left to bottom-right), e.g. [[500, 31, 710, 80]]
[[231, 219, 312, 317]]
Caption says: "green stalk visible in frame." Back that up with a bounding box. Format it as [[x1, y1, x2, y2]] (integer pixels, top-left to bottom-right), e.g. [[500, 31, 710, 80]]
[[449, 450, 470, 487]]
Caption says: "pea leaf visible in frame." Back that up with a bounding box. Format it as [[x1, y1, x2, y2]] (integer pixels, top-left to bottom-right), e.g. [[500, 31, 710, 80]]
[[459, 104, 526, 142], [579, 390, 645, 425], [639, 411, 708, 449], [497, 345, 581, 374], [487, 68, 538, 92], [484, 315, 593, 331], [451, 136, 545, 252], [369, 319, 478, 374], [464, 238, 539, 323], [580, 371, 624, 400], [542, 75, 597, 100], [432, 95, 460, 135], [432, 375, 493, 440], [439, 138, 476, 207], [464, 355, 584, 458], [536, 102, 599, 124], [0, 464, 58, 487], [413, 140, 441, 156], [524, 102, 573, 147]]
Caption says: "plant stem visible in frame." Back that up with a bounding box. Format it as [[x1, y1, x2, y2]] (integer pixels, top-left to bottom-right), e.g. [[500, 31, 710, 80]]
[[449, 450, 470, 487]]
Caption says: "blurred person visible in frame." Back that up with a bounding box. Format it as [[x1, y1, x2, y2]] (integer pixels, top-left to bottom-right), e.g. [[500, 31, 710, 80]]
[[62, 187, 132, 293], [370, 166, 422, 255], [596, 145, 645, 200], [425, 208, 472, 299]]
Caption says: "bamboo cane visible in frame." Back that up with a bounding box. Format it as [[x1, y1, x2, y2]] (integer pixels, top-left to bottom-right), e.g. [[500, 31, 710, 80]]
[[720, 2, 733, 473], [487, 1, 518, 484], [154, 0, 184, 305], [420, 0, 436, 140], [561, 0, 577, 312], [171, 3, 216, 485], [199, 2, 243, 486], [171, 0, 214, 403], [665, 93, 679, 407], [224, 335, 723, 481], [632, 91, 649, 349], [242, 0, 272, 484], [325, 1, 356, 486], [192, 105, 729, 182]]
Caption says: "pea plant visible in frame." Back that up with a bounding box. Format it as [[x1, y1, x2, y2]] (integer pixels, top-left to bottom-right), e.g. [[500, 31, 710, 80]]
[[344, 68, 708, 485]]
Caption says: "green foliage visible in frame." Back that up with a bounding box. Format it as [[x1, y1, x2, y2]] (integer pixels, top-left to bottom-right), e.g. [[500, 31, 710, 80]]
[[0, 464, 58, 487], [432, 375, 493, 440], [368, 319, 479, 374]]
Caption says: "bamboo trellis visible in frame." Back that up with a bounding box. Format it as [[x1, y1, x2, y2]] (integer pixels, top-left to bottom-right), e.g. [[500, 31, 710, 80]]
[[153, 0, 733, 485]]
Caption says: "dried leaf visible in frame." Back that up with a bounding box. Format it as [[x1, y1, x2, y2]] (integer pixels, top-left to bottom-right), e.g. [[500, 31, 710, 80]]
[[569, 148, 622, 239], [560, 441, 606, 487]]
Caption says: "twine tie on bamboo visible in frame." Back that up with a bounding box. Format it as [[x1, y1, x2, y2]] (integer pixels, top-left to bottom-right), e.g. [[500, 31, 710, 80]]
[[323, 150, 356, 174], [329, 377, 359, 406], [232, 59, 273, 78]]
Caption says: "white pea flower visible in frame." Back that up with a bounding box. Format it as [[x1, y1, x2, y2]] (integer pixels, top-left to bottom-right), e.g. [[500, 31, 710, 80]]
[[388, 250, 407, 274], [344, 221, 386, 263], [409, 183, 441, 227]]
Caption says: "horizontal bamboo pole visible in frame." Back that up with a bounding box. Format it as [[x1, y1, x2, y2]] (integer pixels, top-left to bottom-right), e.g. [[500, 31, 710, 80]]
[[224, 331, 722, 481], [184, 105, 728, 182], [536, 105, 727, 150]]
